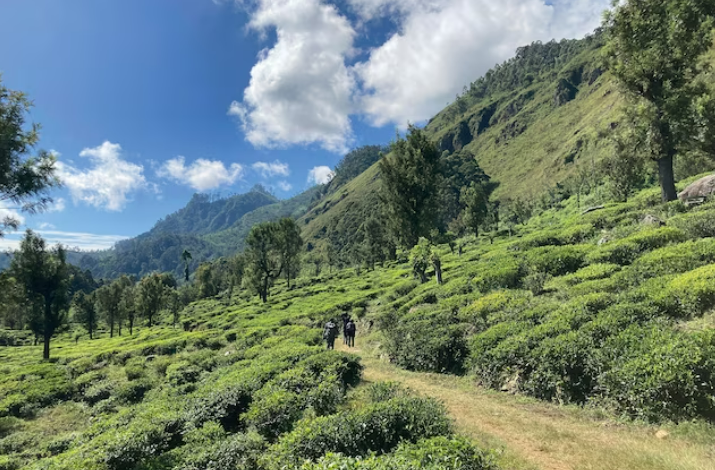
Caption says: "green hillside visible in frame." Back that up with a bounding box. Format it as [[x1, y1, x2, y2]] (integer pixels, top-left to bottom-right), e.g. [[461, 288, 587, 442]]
[[299, 34, 622, 250], [73, 187, 320, 280], [4, 176, 715, 469]]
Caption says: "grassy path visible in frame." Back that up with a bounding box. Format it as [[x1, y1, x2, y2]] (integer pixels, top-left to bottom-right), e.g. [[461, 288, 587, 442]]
[[336, 342, 715, 470]]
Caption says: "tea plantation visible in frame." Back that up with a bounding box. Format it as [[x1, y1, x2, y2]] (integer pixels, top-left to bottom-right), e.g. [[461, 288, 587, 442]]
[[3, 175, 715, 469]]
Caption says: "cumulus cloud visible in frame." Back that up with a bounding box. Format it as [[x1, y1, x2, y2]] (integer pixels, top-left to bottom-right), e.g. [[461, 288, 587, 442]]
[[57, 141, 147, 211], [157, 156, 244, 191], [307, 165, 335, 185], [277, 180, 293, 191], [252, 160, 290, 177], [0, 230, 129, 251], [352, 0, 609, 126], [230, 0, 608, 146], [230, 0, 355, 153]]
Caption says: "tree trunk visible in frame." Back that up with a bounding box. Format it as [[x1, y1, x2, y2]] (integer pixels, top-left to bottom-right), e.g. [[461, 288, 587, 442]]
[[657, 154, 677, 202], [129, 318, 134, 336], [435, 266, 443, 285], [110, 318, 114, 338], [43, 331, 51, 360]]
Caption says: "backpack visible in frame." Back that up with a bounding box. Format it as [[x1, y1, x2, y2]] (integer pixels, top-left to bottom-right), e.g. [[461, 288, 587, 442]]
[[346, 321, 356, 335]]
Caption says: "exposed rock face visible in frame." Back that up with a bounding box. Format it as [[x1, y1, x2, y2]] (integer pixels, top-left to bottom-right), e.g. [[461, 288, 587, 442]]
[[678, 174, 715, 201]]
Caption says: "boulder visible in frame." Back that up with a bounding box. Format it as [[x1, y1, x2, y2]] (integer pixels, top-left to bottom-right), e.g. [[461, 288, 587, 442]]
[[678, 174, 715, 201]]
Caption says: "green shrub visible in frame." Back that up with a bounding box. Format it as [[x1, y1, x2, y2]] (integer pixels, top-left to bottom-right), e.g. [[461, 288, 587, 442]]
[[114, 379, 153, 404], [670, 208, 715, 239], [270, 397, 451, 468], [655, 264, 715, 318], [472, 258, 523, 293], [631, 238, 715, 279], [175, 430, 265, 470], [363, 382, 407, 403], [597, 325, 715, 421], [587, 227, 686, 265], [244, 388, 302, 441], [548, 263, 621, 289], [384, 312, 468, 374], [301, 436, 497, 470], [0, 456, 21, 470], [166, 361, 202, 386], [524, 245, 591, 276]]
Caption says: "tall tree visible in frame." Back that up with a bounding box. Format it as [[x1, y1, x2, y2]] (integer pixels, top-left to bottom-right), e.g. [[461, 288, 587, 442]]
[[245, 222, 282, 302], [138, 273, 168, 327], [460, 182, 491, 237], [362, 217, 386, 271], [182, 249, 192, 282], [379, 126, 441, 247], [604, 0, 715, 201], [10, 230, 70, 359], [72, 291, 97, 340], [95, 282, 123, 338], [227, 253, 246, 300], [0, 79, 60, 237], [277, 218, 303, 289]]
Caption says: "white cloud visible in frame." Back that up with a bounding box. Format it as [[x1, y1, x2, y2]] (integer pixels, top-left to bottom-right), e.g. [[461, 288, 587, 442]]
[[57, 141, 147, 211], [230, 0, 356, 153], [307, 165, 335, 185], [352, 0, 609, 126], [49, 198, 65, 213], [38, 222, 56, 230], [0, 230, 129, 251], [252, 160, 290, 177], [277, 180, 293, 191], [157, 156, 244, 191], [0, 201, 25, 234], [231, 0, 608, 147]]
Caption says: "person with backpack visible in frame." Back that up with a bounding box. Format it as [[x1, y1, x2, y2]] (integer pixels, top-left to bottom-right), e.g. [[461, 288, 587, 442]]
[[341, 312, 350, 344], [323, 319, 338, 350], [345, 319, 356, 348]]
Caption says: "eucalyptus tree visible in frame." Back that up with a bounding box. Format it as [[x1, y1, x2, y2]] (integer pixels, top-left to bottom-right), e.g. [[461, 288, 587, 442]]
[[73, 291, 97, 339], [245, 222, 282, 302]]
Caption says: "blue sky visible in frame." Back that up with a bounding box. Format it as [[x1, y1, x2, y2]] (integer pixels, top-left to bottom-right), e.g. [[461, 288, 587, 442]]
[[0, 0, 607, 250]]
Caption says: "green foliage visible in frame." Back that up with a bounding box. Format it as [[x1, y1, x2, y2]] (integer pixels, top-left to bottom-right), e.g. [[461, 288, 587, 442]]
[[410, 238, 433, 283], [586, 227, 686, 265], [380, 127, 442, 247], [0, 78, 60, 237], [9, 230, 70, 359], [301, 436, 497, 470], [269, 396, 452, 468], [604, 0, 715, 201]]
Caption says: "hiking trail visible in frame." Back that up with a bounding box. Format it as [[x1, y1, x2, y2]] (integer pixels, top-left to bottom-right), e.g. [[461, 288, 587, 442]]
[[336, 341, 715, 470]]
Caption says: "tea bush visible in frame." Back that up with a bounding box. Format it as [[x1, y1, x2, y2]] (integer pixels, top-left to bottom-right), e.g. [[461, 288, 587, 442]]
[[269, 396, 452, 468], [301, 436, 497, 470]]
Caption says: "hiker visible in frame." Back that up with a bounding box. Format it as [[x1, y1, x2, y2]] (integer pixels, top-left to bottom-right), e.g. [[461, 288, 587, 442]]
[[345, 319, 356, 348], [341, 312, 349, 344], [323, 319, 338, 350]]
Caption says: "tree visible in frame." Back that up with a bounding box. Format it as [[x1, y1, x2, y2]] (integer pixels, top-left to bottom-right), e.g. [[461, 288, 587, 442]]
[[227, 253, 246, 300], [277, 218, 303, 289], [604, 0, 715, 201], [461, 183, 490, 237], [166, 288, 181, 327], [73, 291, 97, 340], [10, 230, 70, 359], [410, 237, 433, 283], [245, 222, 282, 302], [182, 249, 192, 282], [95, 282, 123, 338], [196, 262, 217, 298], [437, 150, 492, 230], [0, 79, 60, 238], [119, 281, 138, 335], [138, 273, 168, 327], [431, 252, 443, 285], [601, 122, 647, 202], [362, 217, 386, 271], [380, 126, 441, 247]]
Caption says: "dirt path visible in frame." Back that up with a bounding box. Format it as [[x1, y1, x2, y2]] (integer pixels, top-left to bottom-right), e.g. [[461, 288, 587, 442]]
[[337, 342, 715, 470]]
